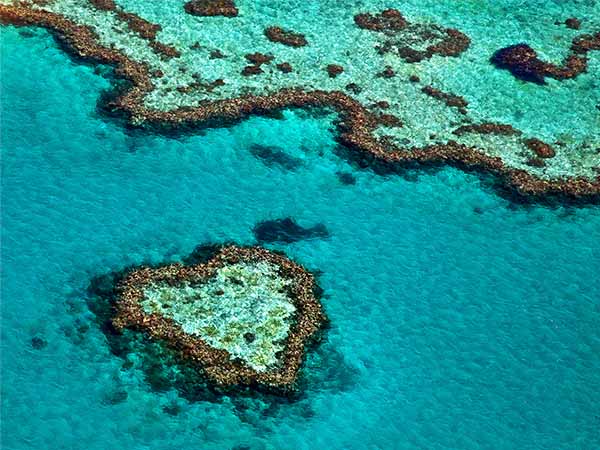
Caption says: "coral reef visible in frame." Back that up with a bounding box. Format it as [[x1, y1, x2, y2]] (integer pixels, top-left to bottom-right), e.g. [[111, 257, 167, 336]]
[[421, 85, 468, 113], [276, 62, 293, 73], [491, 33, 600, 84], [242, 52, 274, 76], [184, 0, 238, 18], [264, 26, 307, 47], [378, 66, 395, 78], [355, 9, 470, 63], [524, 138, 556, 159], [1, 2, 598, 200], [565, 17, 581, 30], [112, 245, 326, 392], [354, 9, 408, 32]]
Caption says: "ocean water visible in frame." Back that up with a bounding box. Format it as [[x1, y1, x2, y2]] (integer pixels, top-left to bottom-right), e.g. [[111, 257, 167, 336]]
[[1, 22, 600, 450]]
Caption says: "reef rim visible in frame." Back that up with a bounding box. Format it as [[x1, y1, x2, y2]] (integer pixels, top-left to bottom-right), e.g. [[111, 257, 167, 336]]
[[111, 245, 326, 393]]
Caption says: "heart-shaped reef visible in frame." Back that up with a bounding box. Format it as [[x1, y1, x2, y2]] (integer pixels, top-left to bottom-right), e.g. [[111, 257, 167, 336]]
[[112, 245, 326, 393]]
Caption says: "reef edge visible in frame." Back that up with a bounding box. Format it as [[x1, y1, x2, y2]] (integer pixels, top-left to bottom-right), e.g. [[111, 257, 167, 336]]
[[2, 4, 599, 202]]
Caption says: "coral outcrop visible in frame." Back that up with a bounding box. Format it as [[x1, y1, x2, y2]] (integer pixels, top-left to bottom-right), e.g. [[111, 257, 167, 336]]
[[264, 26, 307, 47], [184, 0, 238, 18], [491, 33, 600, 84]]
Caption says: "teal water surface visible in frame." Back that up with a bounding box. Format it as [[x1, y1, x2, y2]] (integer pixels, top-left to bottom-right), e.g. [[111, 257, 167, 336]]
[[1, 26, 600, 450]]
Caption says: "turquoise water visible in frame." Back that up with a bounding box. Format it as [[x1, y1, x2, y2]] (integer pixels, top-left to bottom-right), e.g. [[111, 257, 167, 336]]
[[1, 24, 600, 450]]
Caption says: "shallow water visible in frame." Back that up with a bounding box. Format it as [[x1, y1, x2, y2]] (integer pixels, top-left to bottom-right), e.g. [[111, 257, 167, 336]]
[[1, 23, 600, 450]]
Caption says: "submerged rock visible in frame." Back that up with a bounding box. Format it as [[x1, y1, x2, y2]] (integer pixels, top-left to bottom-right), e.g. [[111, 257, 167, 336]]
[[31, 336, 47, 349], [336, 171, 357, 185], [253, 218, 329, 244]]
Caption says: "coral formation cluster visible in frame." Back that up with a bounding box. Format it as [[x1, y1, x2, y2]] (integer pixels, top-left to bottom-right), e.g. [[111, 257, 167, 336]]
[[355, 9, 471, 62], [112, 245, 326, 391], [1, 1, 598, 201], [491, 33, 600, 84]]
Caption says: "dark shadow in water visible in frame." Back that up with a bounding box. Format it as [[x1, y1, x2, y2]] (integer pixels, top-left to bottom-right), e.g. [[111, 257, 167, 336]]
[[336, 171, 357, 185], [249, 144, 303, 171], [82, 243, 358, 426], [253, 218, 329, 244]]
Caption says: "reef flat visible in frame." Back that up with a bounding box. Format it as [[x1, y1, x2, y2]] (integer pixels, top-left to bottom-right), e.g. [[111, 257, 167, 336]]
[[111, 245, 326, 392], [1, 0, 599, 199]]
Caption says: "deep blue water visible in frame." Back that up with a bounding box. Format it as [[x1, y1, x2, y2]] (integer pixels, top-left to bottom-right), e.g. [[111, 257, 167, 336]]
[[1, 26, 600, 450]]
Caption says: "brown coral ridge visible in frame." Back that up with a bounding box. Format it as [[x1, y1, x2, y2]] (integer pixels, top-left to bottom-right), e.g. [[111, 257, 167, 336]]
[[421, 85, 468, 113], [184, 0, 238, 18], [112, 245, 326, 392], [86, 0, 181, 58], [355, 9, 470, 62], [491, 33, 600, 84], [453, 123, 522, 136], [354, 8, 408, 32], [1, 5, 599, 201], [265, 26, 307, 47]]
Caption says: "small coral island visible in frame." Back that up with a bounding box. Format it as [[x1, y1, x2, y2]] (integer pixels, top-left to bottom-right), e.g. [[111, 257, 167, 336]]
[[112, 245, 326, 392]]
